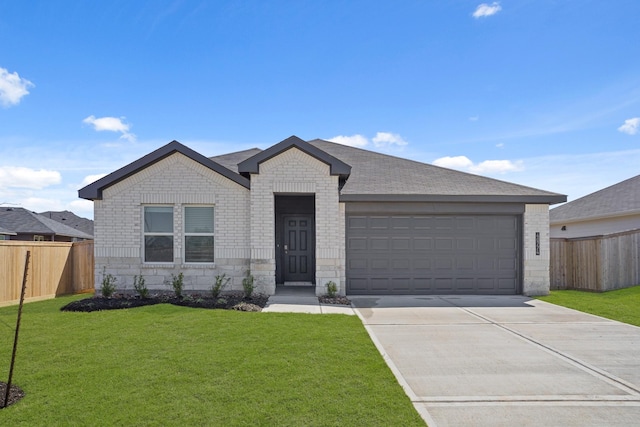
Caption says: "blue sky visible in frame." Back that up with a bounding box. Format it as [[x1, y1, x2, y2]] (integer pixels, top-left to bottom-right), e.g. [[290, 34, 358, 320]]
[[1, 0, 639, 219]]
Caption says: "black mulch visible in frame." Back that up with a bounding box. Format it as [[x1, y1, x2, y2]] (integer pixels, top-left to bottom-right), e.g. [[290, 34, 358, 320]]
[[318, 296, 352, 305], [60, 292, 269, 313], [0, 382, 25, 408]]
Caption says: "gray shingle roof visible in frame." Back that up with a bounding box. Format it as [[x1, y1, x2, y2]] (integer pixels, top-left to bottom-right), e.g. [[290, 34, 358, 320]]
[[307, 140, 564, 203], [210, 148, 263, 173], [0, 208, 94, 239], [550, 173, 640, 223], [79, 136, 565, 205], [0, 225, 16, 235], [39, 210, 94, 236]]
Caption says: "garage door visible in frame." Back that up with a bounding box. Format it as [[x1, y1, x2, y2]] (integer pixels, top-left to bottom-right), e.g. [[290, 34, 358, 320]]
[[346, 215, 520, 295]]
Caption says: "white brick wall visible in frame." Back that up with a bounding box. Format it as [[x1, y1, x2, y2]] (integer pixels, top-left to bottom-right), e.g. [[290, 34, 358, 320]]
[[523, 204, 551, 296], [249, 148, 344, 296], [94, 153, 250, 293]]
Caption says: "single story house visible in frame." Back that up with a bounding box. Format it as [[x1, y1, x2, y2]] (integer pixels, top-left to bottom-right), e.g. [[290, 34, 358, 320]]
[[79, 136, 565, 296], [0, 207, 94, 242], [550, 173, 640, 238], [0, 225, 17, 240]]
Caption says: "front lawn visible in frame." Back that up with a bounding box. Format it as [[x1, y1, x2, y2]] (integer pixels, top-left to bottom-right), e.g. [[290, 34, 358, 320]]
[[0, 295, 424, 426], [537, 286, 640, 327]]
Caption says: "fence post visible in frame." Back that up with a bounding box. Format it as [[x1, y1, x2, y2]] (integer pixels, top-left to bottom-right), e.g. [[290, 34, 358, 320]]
[[2, 250, 30, 408]]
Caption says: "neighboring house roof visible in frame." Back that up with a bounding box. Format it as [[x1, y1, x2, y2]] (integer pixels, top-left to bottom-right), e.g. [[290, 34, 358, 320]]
[[79, 140, 251, 200], [0, 208, 94, 239], [79, 136, 566, 204], [550, 173, 640, 224], [0, 225, 17, 235], [39, 210, 94, 236], [237, 135, 352, 178]]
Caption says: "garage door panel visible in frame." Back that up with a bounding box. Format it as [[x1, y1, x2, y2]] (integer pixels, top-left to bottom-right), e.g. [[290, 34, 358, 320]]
[[370, 278, 390, 290], [456, 257, 474, 270], [391, 238, 411, 250], [370, 217, 389, 229], [413, 278, 432, 290], [371, 259, 389, 270], [456, 238, 475, 250], [392, 259, 411, 269], [370, 238, 389, 250], [347, 214, 520, 295], [348, 237, 367, 250], [414, 238, 433, 250], [435, 238, 454, 250]]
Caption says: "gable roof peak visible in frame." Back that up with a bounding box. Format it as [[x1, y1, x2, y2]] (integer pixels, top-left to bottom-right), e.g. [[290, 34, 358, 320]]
[[237, 135, 351, 177], [78, 140, 250, 200]]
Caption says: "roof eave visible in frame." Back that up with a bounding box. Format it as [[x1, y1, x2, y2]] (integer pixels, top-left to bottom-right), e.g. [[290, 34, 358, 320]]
[[78, 140, 250, 200], [340, 194, 567, 204]]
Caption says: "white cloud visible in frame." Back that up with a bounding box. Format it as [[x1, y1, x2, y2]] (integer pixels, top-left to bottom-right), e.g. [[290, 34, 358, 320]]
[[473, 2, 502, 18], [83, 115, 137, 142], [618, 117, 640, 135], [433, 156, 474, 169], [67, 199, 94, 217], [469, 116, 479, 121], [433, 155, 523, 174], [80, 173, 107, 187], [19, 197, 65, 213], [328, 134, 370, 148], [329, 132, 409, 149], [0, 67, 34, 107], [372, 132, 408, 147], [470, 159, 523, 174], [0, 166, 61, 189]]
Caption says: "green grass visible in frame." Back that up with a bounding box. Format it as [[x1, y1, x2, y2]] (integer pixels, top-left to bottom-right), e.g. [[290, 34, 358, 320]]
[[537, 285, 640, 327], [0, 295, 424, 426]]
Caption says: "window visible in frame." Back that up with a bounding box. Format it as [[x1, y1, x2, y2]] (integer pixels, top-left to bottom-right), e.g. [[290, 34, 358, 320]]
[[184, 206, 214, 263], [144, 206, 173, 262]]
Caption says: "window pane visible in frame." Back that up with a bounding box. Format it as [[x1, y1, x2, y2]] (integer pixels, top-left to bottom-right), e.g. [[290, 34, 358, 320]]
[[185, 207, 214, 233], [185, 236, 214, 263], [144, 207, 173, 233], [145, 236, 173, 262]]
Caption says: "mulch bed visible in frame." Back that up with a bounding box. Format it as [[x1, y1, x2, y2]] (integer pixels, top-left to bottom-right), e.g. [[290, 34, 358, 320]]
[[0, 382, 25, 408], [60, 292, 269, 313], [318, 296, 352, 305]]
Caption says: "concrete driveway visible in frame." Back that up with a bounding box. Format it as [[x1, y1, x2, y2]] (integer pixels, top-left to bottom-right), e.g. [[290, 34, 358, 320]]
[[350, 295, 640, 427]]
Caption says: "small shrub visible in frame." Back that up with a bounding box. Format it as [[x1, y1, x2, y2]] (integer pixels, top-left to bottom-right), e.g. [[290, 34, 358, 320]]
[[242, 270, 255, 299], [211, 273, 230, 299], [171, 272, 184, 298], [326, 281, 338, 298], [133, 275, 149, 299], [216, 297, 227, 306], [100, 267, 117, 298]]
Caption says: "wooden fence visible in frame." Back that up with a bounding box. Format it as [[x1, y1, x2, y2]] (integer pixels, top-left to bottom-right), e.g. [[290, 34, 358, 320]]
[[550, 229, 640, 291], [0, 240, 94, 307]]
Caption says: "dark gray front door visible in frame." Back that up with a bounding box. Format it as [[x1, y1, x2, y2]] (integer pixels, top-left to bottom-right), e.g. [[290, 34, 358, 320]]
[[283, 216, 314, 282]]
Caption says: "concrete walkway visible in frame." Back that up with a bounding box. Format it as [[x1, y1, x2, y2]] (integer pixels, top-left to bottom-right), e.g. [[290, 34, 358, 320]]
[[262, 287, 355, 315], [351, 295, 640, 427]]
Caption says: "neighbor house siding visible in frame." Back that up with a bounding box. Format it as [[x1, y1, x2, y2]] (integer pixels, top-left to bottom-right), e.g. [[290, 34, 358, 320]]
[[248, 147, 344, 295], [523, 204, 550, 295], [94, 152, 250, 292], [550, 214, 640, 239]]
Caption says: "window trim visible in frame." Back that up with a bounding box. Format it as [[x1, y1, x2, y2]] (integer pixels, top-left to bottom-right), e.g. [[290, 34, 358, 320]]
[[183, 205, 215, 264], [143, 205, 174, 264]]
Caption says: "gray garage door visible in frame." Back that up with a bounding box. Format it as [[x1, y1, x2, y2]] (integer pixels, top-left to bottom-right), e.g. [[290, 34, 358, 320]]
[[346, 215, 520, 295]]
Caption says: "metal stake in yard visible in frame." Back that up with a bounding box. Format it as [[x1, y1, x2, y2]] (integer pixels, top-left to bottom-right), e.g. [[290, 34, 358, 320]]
[[2, 250, 30, 409]]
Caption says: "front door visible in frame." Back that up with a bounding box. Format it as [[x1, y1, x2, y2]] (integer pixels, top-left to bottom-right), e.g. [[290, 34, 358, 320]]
[[283, 215, 314, 282]]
